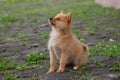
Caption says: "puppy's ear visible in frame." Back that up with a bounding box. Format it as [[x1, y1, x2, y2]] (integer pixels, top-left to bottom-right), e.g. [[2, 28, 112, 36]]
[[60, 11, 64, 14], [66, 12, 72, 23]]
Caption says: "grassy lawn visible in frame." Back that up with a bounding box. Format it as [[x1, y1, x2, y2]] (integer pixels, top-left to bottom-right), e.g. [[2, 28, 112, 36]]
[[0, 0, 120, 80]]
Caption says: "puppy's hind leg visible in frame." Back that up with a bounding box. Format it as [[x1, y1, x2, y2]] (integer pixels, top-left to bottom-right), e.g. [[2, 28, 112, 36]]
[[73, 58, 82, 70], [73, 55, 88, 70]]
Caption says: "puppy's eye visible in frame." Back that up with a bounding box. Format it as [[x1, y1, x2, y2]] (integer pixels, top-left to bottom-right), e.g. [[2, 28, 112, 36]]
[[56, 18, 61, 21]]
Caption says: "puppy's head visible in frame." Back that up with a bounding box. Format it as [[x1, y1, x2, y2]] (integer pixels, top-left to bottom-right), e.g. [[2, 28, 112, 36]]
[[49, 11, 72, 30]]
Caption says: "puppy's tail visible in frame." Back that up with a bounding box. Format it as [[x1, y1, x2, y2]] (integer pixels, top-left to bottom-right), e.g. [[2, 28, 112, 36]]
[[83, 45, 88, 52]]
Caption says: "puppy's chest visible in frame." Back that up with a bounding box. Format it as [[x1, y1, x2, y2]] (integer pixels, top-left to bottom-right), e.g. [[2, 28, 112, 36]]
[[49, 31, 62, 47], [49, 36, 60, 47]]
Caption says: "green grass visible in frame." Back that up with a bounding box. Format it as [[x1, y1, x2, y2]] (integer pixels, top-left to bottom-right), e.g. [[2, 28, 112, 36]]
[[0, 37, 4, 42], [16, 63, 40, 71], [0, 58, 18, 71], [39, 31, 49, 44], [69, 72, 96, 80], [0, 0, 76, 24], [0, 0, 120, 26], [72, 29, 81, 36], [0, 16, 17, 23], [0, 53, 46, 71], [89, 41, 120, 57], [80, 37, 86, 42], [77, 66, 88, 71], [86, 27, 96, 35], [93, 61, 106, 68], [31, 74, 38, 80], [25, 51, 46, 63], [39, 31, 49, 39], [0, 24, 6, 31], [18, 32, 29, 41], [73, 0, 120, 27], [0, 33, 6, 38], [110, 63, 120, 71], [1, 74, 18, 80]]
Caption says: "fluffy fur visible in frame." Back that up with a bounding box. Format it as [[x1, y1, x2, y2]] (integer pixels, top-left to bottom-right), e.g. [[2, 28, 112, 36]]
[[47, 11, 88, 73], [95, 0, 120, 9]]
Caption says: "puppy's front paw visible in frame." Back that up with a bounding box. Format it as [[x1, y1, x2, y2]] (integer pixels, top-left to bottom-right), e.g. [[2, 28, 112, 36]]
[[56, 68, 64, 73], [47, 69, 55, 73]]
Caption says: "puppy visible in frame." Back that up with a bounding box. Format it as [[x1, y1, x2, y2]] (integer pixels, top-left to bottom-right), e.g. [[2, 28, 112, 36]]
[[47, 11, 88, 73]]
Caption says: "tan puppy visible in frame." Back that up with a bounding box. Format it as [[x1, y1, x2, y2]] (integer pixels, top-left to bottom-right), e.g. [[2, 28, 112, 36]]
[[47, 11, 88, 73]]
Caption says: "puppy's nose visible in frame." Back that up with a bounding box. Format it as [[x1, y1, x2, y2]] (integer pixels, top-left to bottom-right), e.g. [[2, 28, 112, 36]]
[[50, 18, 53, 20]]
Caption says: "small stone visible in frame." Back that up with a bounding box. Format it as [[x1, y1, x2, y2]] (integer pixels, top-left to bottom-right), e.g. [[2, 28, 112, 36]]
[[107, 73, 118, 78], [109, 39, 115, 42], [87, 43, 94, 46], [31, 43, 39, 47]]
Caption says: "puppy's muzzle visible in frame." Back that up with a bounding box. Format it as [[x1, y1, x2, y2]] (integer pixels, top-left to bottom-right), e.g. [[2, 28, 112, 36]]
[[49, 18, 55, 26], [49, 18, 53, 24], [50, 18, 53, 20]]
